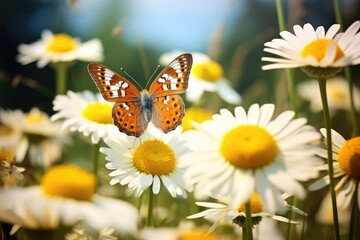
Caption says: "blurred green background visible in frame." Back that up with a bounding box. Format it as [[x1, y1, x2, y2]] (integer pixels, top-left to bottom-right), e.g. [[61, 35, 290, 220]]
[[2, 0, 359, 113]]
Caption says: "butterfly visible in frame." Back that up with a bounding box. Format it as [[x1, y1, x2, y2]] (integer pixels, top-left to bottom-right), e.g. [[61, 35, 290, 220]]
[[88, 53, 193, 137]]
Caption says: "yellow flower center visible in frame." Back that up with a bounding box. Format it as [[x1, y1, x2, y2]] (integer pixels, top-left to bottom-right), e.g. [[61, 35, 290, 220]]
[[179, 229, 219, 240], [338, 137, 360, 180], [220, 125, 278, 169], [41, 164, 96, 201], [0, 149, 13, 163], [301, 39, 344, 62], [133, 139, 176, 175], [192, 60, 223, 82], [25, 111, 46, 125], [46, 33, 78, 53], [237, 192, 263, 214], [82, 102, 113, 124], [181, 108, 212, 131]]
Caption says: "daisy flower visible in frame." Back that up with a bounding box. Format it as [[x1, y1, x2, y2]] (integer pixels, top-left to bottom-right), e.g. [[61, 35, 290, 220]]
[[0, 164, 139, 236], [159, 51, 241, 104], [66, 222, 118, 240], [0, 108, 68, 168], [310, 128, 360, 210], [297, 76, 360, 112], [183, 103, 321, 213], [0, 149, 25, 187], [262, 21, 360, 78], [187, 193, 299, 233], [101, 124, 189, 198], [51, 90, 116, 144], [17, 30, 104, 68]]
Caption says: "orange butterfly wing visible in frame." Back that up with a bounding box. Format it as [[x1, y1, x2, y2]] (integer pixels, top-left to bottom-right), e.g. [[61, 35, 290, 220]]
[[88, 63, 148, 137], [148, 53, 192, 97], [88, 53, 193, 137], [149, 53, 192, 133], [112, 101, 148, 137], [88, 63, 140, 101], [151, 95, 185, 133]]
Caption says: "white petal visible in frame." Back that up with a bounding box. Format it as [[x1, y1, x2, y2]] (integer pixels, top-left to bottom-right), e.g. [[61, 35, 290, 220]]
[[152, 175, 161, 194]]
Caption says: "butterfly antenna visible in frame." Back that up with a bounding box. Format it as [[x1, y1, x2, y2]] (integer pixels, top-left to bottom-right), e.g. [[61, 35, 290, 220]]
[[144, 64, 161, 89], [120, 67, 143, 90]]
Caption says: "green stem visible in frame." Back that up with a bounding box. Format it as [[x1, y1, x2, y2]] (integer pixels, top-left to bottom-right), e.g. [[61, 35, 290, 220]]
[[275, 0, 298, 116], [242, 227, 247, 240], [244, 201, 253, 240], [129, 23, 150, 81], [93, 141, 101, 192], [345, 62, 360, 136], [318, 78, 340, 240], [332, 0, 360, 136], [286, 197, 298, 240], [332, 0, 343, 30], [275, 0, 285, 31], [146, 187, 154, 227], [349, 181, 359, 240], [54, 63, 68, 95]]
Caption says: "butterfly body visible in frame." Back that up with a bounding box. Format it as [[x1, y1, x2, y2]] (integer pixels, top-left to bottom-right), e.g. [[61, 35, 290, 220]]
[[140, 90, 152, 123], [88, 53, 193, 137]]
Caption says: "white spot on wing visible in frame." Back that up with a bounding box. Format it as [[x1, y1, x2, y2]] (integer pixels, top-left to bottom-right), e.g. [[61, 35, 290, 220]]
[[121, 89, 126, 97], [162, 85, 168, 91], [122, 103, 130, 110], [170, 83, 178, 89], [122, 82, 129, 89]]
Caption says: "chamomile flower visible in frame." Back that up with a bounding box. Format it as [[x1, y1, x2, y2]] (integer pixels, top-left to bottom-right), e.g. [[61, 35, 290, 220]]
[[0, 165, 139, 236], [0, 149, 25, 187], [159, 51, 241, 104], [187, 193, 299, 233], [66, 222, 118, 240], [101, 124, 189, 198], [310, 129, 360, 210], [297, 76, 360, 112], [51, 90, 116, 144], [183, 103, 321, 213], [262, 21, 360, 78], [17, 30, 104, 68], [0, 108, 68, 168]]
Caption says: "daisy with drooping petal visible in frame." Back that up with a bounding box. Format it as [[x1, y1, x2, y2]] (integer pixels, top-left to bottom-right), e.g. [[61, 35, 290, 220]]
[[0, 108, 69, 168], [310, 128, 360, 210], [187, 193, 300, 233], [297, 76, 360, 112], [183, 103, 322, 214], [101, 124, 189, 198], [17, 30, 104, 68], [51, 90, 116, 144], [159, 51, 241, 104], [262, 21, 360, 78], [0, 164, 139, 237]]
